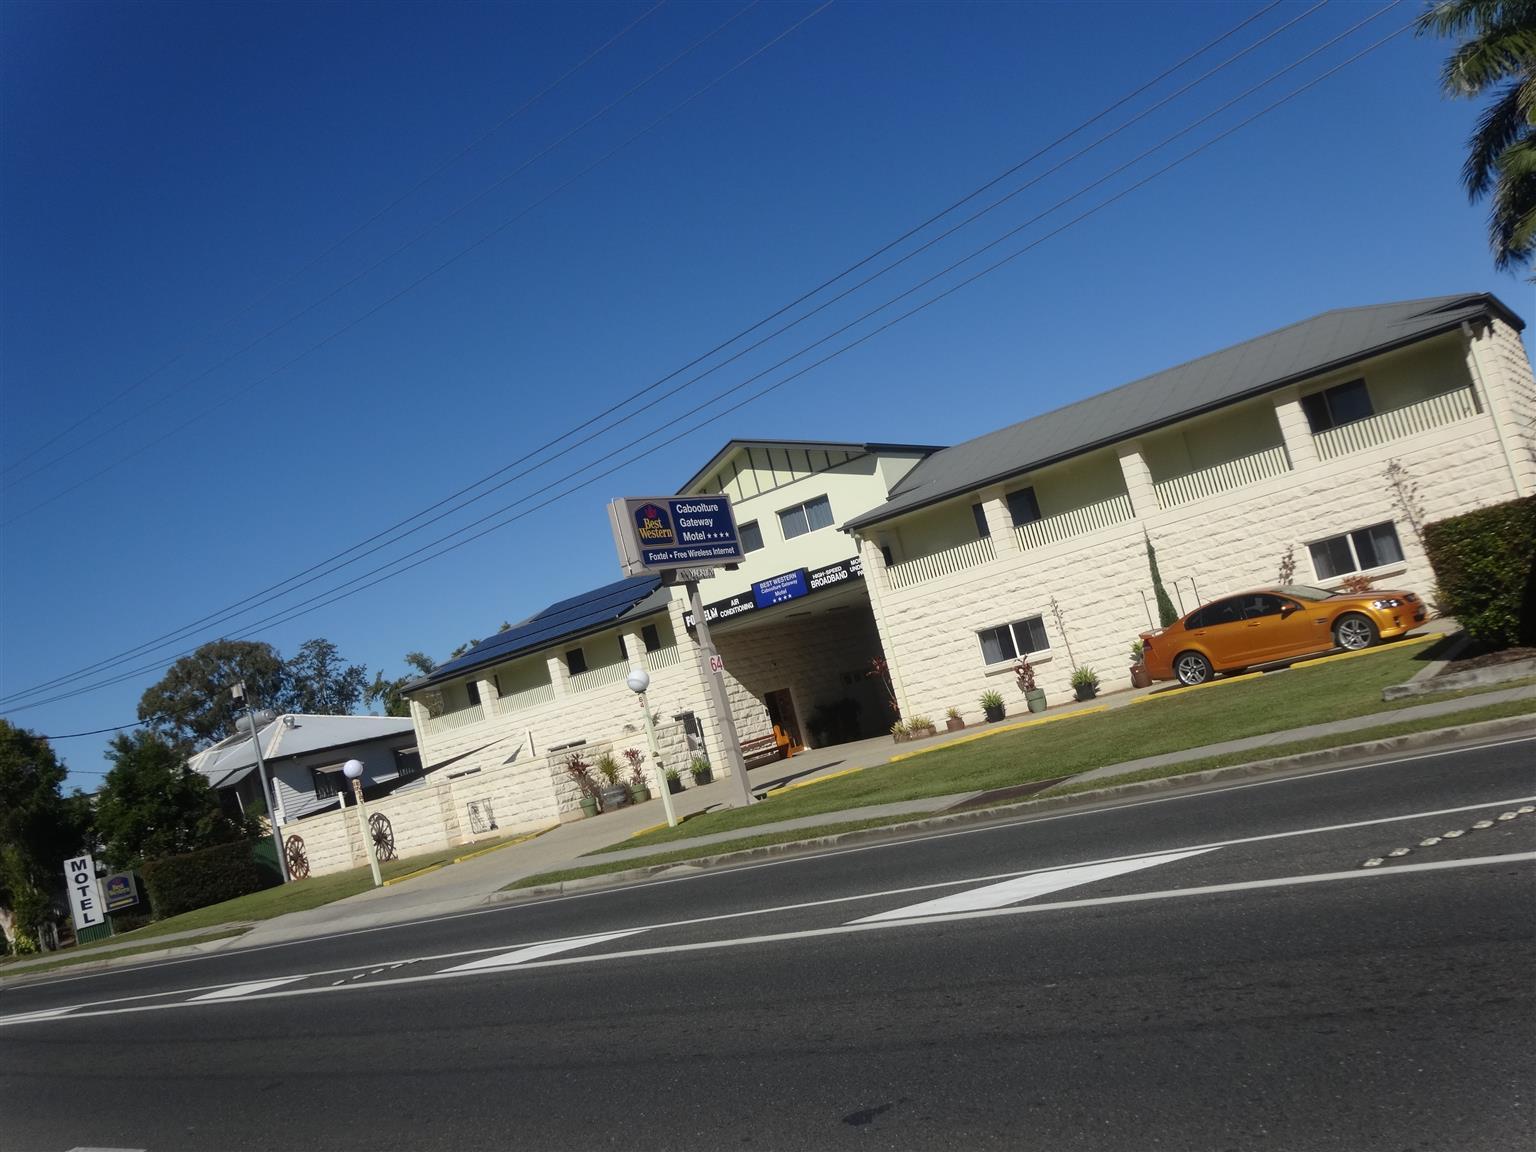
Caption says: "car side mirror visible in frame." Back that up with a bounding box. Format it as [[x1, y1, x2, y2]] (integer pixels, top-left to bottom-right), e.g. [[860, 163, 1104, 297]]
[[1280, 604, 1298, 617]]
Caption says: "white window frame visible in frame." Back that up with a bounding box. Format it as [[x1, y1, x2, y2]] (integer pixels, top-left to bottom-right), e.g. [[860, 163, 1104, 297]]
[[1308, 520, 1404, 580], [977, 615, 1051, 666], [777, 494, 834, 541]]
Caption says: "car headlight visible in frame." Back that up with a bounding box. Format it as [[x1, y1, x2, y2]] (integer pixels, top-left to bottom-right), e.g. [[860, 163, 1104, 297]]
[[1370, 598, 1403, 609]]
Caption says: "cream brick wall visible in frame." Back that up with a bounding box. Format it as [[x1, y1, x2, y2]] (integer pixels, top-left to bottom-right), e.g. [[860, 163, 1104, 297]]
[[1471, 317, 1536, 495]]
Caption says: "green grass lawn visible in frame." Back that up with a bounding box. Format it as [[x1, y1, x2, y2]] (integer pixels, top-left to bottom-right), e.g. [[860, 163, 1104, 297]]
[[595, 641, 1531, 854], [0, 928, 250, 978], [504, 695, 1535, 892]]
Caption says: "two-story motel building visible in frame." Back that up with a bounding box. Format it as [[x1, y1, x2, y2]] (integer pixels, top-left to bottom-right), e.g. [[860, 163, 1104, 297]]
[[391, 293, 1533, 838]]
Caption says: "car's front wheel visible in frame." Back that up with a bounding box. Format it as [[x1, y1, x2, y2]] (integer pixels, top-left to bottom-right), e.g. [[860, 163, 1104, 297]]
[[1333, 613, 1379, 652], [1174, 651, 1213, 686]]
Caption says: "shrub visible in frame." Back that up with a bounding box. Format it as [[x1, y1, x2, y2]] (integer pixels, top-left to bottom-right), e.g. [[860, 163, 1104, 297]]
[[890, 720, 908, 737], [979, 689, 1004, 710], [1338, 573, 1375, 593], [141, 839, 275, 919], [1423, 496, 1536, 648], [1013, 660, 1038, 693], [907, 715, 934, 730], [1070, 665, 1099, 689]]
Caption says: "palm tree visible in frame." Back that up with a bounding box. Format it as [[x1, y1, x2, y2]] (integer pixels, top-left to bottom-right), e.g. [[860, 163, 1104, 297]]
[[1417, 1, 1536, 274]]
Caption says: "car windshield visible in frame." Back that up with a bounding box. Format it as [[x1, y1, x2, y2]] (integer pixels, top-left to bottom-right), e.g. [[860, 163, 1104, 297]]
[[1274, 584, 1337, 601]]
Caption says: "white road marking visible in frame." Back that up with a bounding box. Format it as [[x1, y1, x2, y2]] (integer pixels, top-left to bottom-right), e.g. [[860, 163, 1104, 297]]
[[443, 929, 647, 972], [2, 852, 1527, 1028], [852, 849, 1214, 923], [16, 735, 1534, 993], [1, 1007, 75, 1023], [66, 1146, 146, 1151], [190, 977, 304, 1001]]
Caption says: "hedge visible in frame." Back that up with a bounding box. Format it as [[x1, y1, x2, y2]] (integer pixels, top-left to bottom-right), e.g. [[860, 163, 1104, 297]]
[[1422, 496, 1536, 649], [140, 839, 278, 919]]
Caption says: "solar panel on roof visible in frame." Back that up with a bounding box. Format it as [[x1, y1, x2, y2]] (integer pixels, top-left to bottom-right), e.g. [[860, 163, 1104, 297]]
[[416, 574, 663, 686]]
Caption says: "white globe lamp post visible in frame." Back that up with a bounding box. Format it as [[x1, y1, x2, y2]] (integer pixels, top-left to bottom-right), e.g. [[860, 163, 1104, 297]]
[[626, 666, 677, 829], [343, 758, 382, 887]]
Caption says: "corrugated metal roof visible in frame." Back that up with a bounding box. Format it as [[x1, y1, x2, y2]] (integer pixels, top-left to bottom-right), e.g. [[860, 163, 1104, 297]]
[[844, 293, 1522, 532], [189, 714, 416, 783], [407, 573, 667, 690]]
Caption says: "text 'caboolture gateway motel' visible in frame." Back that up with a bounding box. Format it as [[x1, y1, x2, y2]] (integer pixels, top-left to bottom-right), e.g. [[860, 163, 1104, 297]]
[[283, 292, 1533, 871]]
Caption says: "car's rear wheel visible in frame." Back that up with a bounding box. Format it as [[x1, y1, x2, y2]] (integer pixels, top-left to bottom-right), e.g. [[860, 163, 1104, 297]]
[[1334, 613, 1379, 651], [1174, 651, 1213, 686]]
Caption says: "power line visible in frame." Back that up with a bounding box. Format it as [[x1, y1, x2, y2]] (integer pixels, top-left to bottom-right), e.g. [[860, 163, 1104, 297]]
[[1, 9, 1411, 717], [3, 0, 758, 496], [35, 722, 144, 740], [0, 2, 666, 480], [0, 1, 1296, 703]]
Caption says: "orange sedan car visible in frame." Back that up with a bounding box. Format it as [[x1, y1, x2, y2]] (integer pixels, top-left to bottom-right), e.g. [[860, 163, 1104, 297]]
[[1140, 584, 1427, 687]]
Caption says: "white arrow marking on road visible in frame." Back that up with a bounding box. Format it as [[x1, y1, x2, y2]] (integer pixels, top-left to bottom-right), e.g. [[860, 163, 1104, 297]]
[[191, 977, 306, 1001], [851, 848, 1215, 923], [0, 1007, 75, 1024], [443, 929, 647, 973]]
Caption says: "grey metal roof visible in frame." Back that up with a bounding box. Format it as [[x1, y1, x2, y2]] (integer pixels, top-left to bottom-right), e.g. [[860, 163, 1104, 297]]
[[844, 293, 1524, 532], [681, 438, 945, 494], [188, 714, 416, 784]]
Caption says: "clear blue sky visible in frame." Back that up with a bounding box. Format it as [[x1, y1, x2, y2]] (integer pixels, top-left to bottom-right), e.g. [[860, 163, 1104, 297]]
[[2, 0, 1530, 790]]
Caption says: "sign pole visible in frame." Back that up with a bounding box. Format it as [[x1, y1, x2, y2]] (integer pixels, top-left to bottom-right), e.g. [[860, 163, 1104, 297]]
[[688, 579, 753, 808]]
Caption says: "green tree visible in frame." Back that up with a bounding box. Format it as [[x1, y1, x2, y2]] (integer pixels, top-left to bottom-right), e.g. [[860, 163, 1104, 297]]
[[1417, 1, 1536, 274], [93, 730, 253, 869], [0, 721, 89, 953], [1145, 533, 1180, 627], [366, 651, 437, 718], [138, 639, 287, 746], [282, 638, 369, 715]]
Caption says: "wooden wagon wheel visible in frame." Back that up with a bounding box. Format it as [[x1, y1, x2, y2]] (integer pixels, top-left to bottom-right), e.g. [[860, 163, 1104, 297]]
[[283, 834, 310, 880], [369, 813, 397, 862]]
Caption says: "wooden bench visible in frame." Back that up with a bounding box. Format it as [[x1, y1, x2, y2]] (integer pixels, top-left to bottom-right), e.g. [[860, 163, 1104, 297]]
[[740, 732, 786, 768]]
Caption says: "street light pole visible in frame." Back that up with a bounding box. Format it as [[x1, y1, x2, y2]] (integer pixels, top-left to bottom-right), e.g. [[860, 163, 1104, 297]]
[[231, 681, 288, 883], [626, 667, 677, 828], [342, 759, 382, 887]]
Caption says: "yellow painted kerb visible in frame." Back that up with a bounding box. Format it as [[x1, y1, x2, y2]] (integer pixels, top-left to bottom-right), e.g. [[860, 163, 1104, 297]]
[[761, 765, 866, 797], [382, 862, 447, 886]]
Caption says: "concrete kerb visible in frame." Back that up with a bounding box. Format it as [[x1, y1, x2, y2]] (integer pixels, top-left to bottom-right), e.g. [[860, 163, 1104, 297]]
[[1383, 655, 1536, 701], [486, 712, 1536, 904]]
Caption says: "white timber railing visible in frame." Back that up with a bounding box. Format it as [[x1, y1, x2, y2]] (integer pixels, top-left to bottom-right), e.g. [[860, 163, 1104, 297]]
[[1153, 445, 1292, 510], [420, 702, 485, 737], [1014, 493, 1135, 551], [568, 659, 630, 694], [495, 682, 555, 716], [1312, 387, 1479, 461], [644, 645, 682, 671], [886, 536, 996, 590]]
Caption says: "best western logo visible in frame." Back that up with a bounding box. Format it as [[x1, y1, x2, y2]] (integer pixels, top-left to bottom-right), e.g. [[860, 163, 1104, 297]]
[[635, 503, 676, 545]]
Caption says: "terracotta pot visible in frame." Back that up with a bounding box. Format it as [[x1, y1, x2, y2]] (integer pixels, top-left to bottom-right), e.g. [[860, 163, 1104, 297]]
[[946, 718, 965, 732], [1130, 663, 1151, 688]]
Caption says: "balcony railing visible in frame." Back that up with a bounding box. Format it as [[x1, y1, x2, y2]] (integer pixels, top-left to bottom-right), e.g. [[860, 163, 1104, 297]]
[[644, 645, 682, 671], [420, 702, 485, 737], [1153, 445, 1292, 510], [1313, 386, 1479, 461], [568, 659, 630, 694], [495, 682, 555, 716], [886, 535, 996, 590], [1014, 492, 1135, 551]]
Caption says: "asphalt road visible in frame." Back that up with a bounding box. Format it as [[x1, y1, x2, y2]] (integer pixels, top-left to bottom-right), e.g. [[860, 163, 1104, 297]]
[[3, 736, 1534, 1151]]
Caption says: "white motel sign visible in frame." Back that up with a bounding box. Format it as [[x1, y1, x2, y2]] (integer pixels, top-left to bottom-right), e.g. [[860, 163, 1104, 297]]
[[64, 853, 106, 933]]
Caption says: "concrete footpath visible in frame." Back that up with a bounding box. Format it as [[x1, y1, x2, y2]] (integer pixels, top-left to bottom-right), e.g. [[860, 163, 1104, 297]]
[[6, 665, 1530, 977]]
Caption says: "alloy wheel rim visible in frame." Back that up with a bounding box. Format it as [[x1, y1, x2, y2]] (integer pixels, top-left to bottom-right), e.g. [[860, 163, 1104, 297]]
[[1177, 656, 1208, 684], [1338, 619, 1371, 649]]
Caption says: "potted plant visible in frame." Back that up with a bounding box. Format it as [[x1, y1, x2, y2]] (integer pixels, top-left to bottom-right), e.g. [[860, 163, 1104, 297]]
[[623, 748, 650, 804], [1015, 660, 1047, 713], [594, 751, 628, 811], [1129, 640, 1151, 689], [564, 753, 600, 817], [944, 706, 965, 732], [689, 755, 714, 786], [890, 719, 910, 743], [1071, 665, 1100, 701], [907, 714, 937, 739], [980, 689, 1006, 723], [664, 766, 684, 795]]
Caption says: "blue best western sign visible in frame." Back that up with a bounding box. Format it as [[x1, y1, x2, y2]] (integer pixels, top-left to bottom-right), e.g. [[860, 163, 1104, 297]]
[[610, 495, 746, 575]]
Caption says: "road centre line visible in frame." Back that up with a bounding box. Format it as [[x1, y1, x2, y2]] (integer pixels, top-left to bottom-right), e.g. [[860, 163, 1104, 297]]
[[190, 977, 305, 1001], [15, 734, 1535, 993], [5, 853, 1528, 1027], [8, 790, 1535, 1014]]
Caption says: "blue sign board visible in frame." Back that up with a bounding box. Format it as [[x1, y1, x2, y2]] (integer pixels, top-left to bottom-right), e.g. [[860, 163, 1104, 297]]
[[626, 497, 744, 570], [752, 569, 809, 609]]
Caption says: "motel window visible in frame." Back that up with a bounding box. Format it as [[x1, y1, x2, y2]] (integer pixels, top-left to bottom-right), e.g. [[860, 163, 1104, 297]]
[[972, 503, 990, 538], [393, 747, 423, 781], [566, 647, 587, 676], [1300, 379, 1374, 433], [1006, 487, 1041, 527], [778, 495, 834, 540], [311, 766, 343, 801], [1309, 521, 1404, 579], [464, 680, 481, 708], [977, 615, 1050, 665], [739, 520, 765, 553], [642, 623, 662, 652]]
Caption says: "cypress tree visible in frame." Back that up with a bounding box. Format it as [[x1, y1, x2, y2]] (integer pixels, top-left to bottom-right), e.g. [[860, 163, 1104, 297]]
[[1146, 533, 1179, 627]]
